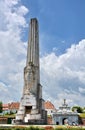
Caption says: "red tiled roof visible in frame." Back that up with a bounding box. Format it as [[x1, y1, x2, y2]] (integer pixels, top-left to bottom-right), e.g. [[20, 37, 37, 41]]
[[3, 104, 9, 108], [3, 104, 9, 110], [44, 101, 56, 109], [9, 102, 20, 110], [3, 102, 20, 110]]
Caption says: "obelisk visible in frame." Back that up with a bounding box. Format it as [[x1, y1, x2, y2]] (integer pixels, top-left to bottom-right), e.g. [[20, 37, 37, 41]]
[[15, 18, 47, 124], [27, 18, 39, 67], [23, 18, 40, 96]]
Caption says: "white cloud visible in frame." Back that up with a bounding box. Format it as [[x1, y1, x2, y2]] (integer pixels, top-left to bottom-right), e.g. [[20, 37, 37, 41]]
[[0, 0, 28, 103], [5, 0, 19, 6], [0, 0, 85, 109], [17, 5, 29, 15], [53, 47, 58, 52], [40, 39, 85, 108], [79, 87, 85, 94]]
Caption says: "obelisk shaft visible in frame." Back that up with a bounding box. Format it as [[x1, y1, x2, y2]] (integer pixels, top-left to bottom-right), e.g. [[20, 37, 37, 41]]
[[27, 18, 39, 67], [23, 18, 40, 95]]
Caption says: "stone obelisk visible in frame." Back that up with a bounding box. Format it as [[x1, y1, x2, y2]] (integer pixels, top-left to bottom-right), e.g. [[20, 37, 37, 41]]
[[15, 18, 47, 124]]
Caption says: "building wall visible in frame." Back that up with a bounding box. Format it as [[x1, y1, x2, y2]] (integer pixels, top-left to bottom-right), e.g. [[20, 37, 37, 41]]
[[47, 116, 52, 124], [81, 118, 85, 125], [0, 117, 7, 124], [46, 109, 56, 116], [53, 114, 78, 125]]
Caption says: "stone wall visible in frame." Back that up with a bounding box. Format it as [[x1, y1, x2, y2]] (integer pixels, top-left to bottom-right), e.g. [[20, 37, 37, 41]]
[[0, 117, 7, 124], [47, 116, 52, 125], [0, 117, 14, 124], [81, 118, 85, 125]]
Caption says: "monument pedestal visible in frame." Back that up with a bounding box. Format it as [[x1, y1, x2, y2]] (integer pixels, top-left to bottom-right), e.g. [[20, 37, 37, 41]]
[[15, 92, 47, 124]]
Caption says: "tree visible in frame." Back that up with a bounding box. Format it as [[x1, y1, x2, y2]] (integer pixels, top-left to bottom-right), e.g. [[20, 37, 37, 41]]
[[0, 101, 3, 113], [72, 106, 83, 113]]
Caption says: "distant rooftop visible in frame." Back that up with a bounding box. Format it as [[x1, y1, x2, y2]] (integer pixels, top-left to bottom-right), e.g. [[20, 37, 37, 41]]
[[44, 101, 56, 110]]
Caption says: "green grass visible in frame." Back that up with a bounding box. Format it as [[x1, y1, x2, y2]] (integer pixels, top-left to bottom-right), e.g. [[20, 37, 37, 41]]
[[0, 114, 15, 118], [79, 113, 85, 118]]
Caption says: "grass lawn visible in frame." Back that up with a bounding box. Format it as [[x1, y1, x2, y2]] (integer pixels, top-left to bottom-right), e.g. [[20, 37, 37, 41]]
[[79, 113, 85, 118]]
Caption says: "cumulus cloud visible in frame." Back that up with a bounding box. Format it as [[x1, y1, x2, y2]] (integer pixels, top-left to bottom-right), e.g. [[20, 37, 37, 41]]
[[0, 0, 28, 103], [40, 39, 85, 107], [0, 0, 85, 109]]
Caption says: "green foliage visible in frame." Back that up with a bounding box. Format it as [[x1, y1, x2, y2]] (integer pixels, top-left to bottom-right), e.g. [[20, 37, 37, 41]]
[[79, 113, 85, 118], [5, 112, 9, 115], [27, 126, 44, 130], [4, 111, 16, 117], [0, 127, 45, 130], [72, 106, 85, 113], [82, 107, 85, 113], [0, 101, 3, 113], [5, 111, 16, 115], [0, 126, 85, 130], [55, 128, 84, 130], [72, 106, 83, 113], [10, 110, 17, 114]]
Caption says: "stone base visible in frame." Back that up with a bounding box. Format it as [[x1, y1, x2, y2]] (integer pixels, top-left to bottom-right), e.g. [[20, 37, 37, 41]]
[[12, 119, 45, 125], [14, 93, 47, 125], [12, 119, 23, 125], [26, 119, 45, 125], [13, 109, 47, 125], [24, 113, 41, 122]]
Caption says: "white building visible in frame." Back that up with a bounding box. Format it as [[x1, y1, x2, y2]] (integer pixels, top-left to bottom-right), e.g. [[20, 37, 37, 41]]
[[52, 99, 79, 125]]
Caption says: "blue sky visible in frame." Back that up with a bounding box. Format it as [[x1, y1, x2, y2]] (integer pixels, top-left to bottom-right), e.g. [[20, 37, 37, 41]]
[[22, 0, 85, 55], [0, 0, 85, 107]]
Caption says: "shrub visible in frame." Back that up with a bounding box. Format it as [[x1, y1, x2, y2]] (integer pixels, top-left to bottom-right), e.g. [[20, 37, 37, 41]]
[[28, 126, 44, 130]]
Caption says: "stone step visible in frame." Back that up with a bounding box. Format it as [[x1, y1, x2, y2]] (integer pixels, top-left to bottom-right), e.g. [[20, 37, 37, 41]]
[[24, 113, 41, 121], [24, 116, 30, 123]]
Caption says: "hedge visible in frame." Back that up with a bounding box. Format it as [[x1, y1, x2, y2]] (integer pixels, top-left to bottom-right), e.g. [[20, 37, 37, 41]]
[[0, 126, 84, 130]]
